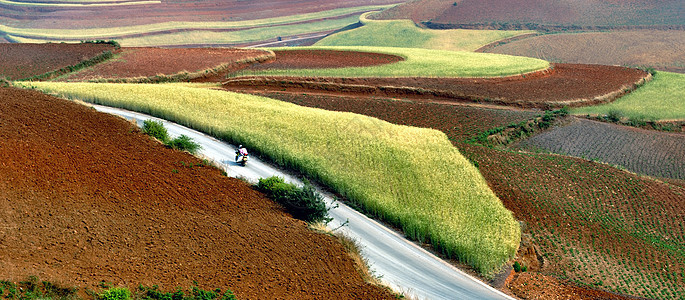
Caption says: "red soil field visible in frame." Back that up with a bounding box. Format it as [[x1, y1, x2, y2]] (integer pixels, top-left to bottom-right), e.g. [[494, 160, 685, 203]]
[[486, 30, 685, 73], [0, 0, 403, 29], [60, 47, 272, 82], [516, 117, 685, 180], [253, 92, 539, 141], [0, 87, 395, 300], [257, 92, 685, 299], [373, 0, 684, 28], [0, 43, 114, 80], [225, 63, 649, 109], [249, 50, 404, 70]]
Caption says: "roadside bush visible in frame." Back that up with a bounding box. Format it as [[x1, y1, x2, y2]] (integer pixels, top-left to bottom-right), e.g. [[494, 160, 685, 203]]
[[137, 285, 236, 300], [99, 287, 131, 300], [607, 110, 624, 123], [257, 176, 329, 223], [168, 134, 202, 155], [142, 120, 169, 143]]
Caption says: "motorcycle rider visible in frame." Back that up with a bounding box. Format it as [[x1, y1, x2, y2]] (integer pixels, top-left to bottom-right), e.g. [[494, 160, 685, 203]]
[[235, 144, 248, 162]]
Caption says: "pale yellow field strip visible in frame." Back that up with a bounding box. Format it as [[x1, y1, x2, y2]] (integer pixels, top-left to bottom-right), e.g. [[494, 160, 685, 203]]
[[0, 4, 393, 41]]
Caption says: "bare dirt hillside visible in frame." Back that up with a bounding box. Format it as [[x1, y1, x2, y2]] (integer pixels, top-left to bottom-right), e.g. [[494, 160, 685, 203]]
[[0, 87, 395, 300]]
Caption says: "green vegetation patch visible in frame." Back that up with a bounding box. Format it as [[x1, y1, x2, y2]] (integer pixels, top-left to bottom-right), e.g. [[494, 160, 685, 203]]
[[20, 82, 521, 275], [573, 72, 685, 121], [238, 46, 549, 78], [316, 13, 534, 51]]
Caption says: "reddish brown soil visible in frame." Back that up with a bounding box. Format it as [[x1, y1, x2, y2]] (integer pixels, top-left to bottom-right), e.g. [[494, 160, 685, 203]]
[[516, 118, 685, 180], [0, 43, 114, 80], [60, 47, 271, 82], [1, 0, 403, 29], [257, 92, 685, 299], [0, 87, 395, 300], [507, 272, 640, 300], [249, 50, 404, 70], [487, 30, 685, 74], [252, 92, 539, 141], [224, 63, 649, 109], [373, 0, 684, 28]]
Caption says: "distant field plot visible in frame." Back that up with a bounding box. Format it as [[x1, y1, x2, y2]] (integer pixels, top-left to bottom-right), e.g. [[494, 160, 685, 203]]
[[1, 0, 402, 29], [516, 118, 685, 180], [0, 4, 396, 46], [316, 13, 534, 51], [573, 72, 685, 121], [58, 47, 272, 82], [487, 30, 685, 73], [233, 46, 550, 77], [374, 0, 685, 28], [0, 43, 114, 80], [0, 0, 160, 7]]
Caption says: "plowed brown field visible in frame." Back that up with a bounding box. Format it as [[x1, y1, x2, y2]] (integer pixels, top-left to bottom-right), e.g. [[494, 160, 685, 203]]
[[261, 92, 685, 299], [516, 118, 685, 180], [372, 0, 684, 28], [0, 43, 114, 80], [225, 63, 649, 109], [2, 0, 403, 29], [249, 49, 404, 69], [60, 47, 272, 82], [486, 30, 685, 74], [0, 87, 394, 300]]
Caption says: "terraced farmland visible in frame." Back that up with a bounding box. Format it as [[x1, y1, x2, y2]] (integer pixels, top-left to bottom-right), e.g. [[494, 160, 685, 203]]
[[58, 47, 273, 82], [315, 13, 534, 51], [486, 30, 685, 74], [0, 43, 114, 80], [253, 90, 685, 299], [516, 118, 685, 180], [0, 3, 399, 46]]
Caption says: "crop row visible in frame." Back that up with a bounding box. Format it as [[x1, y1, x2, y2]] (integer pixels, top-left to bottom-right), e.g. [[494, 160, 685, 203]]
[[517, 118, 685, 180], [252, 91, 685, 298], [18, 81, 521, 275]]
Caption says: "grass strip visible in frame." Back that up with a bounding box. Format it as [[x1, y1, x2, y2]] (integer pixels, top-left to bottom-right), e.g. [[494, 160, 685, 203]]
[[572, 71, 685, 121], [233, 46, 550, 78], [316, 12, 535, 51], [18, 82, 521, 275]]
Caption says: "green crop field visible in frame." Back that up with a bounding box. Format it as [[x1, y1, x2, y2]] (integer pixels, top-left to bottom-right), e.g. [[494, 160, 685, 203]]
[[316, 12, 534, 51], [234, 46, 549, 78], [573, 72, 685, 121], [18, 81, 520, 275], [0, 5, 392, 46]]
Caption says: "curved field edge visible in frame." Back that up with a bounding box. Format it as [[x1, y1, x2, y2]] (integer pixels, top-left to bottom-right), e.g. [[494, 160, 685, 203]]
[[572, 71, 685, 121], [315, 12, 536, 51], [0, 5, 393, 39], [17, 81, 520, 275], [235, 46, 550, 78], [5, 15, 364, 47]]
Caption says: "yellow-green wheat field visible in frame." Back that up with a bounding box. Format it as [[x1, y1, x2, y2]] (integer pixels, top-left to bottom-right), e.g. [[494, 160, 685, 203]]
[[20, 82, 521, 274]]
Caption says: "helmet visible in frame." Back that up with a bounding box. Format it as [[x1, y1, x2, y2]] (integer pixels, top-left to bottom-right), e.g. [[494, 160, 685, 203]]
[[238, 145, 243, 148]]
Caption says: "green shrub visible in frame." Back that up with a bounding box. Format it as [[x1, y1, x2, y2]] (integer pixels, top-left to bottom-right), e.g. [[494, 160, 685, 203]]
[[100, 287, 131, 300], [607, 110, 624, 122], [257, 176, 329, 223], [137, 285, 236, 300], [142, 120, 169, 143], [168, 135, 202, 154], [513, 261, 521, 272]]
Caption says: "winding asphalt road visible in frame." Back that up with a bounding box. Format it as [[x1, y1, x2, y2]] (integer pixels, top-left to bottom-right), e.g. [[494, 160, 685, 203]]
[[93, 104, 515, 300]]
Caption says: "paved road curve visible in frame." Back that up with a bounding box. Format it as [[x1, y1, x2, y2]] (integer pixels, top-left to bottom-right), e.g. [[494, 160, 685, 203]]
[[93, 104, 514, 300]]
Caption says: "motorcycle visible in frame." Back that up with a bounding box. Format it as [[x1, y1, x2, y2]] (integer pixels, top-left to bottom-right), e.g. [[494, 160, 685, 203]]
[[235, 147, 248, 166]]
